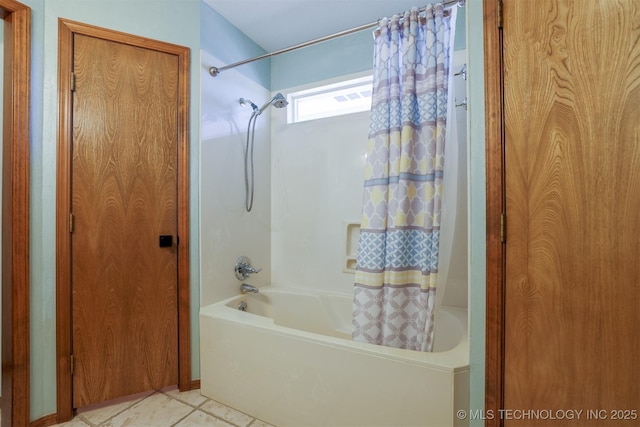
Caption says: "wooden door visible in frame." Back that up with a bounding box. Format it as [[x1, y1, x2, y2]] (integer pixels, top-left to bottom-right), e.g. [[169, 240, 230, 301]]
[[70, 33, 179, 407], [503, 0, 640, 425]]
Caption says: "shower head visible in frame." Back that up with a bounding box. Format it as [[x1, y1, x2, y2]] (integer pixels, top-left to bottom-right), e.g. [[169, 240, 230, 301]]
[[239, 97, 259, 112], [257, 93, 289, 114], [271, 93, 289, 108]]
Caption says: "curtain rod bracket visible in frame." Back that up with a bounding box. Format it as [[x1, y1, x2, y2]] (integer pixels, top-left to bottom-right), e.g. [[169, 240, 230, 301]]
[[209, 66, 220, 77]]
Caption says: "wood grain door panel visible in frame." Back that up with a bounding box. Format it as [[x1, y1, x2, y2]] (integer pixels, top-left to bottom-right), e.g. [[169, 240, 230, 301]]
[[503, 0, 640, 425], [71, 34, 179, 407]]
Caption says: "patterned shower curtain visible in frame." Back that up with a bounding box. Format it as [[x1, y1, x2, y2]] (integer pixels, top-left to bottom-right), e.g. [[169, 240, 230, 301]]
[[352, 4, 453, 352]]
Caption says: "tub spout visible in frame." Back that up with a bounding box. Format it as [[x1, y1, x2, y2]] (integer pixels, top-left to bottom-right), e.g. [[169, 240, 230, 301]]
[[241, 283, 259, 294]]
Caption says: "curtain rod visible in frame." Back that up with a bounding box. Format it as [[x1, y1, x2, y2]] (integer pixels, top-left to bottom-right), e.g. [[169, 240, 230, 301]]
[[209, 0, 464, 77]]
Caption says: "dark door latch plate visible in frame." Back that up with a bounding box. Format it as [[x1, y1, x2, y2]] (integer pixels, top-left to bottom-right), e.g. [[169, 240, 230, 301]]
[[159, 235, 173, 247]]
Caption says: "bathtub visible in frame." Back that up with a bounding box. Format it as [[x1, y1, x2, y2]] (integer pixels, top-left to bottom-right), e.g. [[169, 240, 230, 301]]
[[200, 287, 469, 427]]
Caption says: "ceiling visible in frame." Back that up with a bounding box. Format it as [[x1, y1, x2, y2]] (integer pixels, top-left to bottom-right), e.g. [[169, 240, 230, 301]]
[[203, 0, 437, 52]]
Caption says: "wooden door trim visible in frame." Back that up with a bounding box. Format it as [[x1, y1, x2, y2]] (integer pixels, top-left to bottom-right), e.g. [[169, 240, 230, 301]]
[[55, 19, 191, 422], [484, 0, 505, 425], [1, 1, 31, 426]]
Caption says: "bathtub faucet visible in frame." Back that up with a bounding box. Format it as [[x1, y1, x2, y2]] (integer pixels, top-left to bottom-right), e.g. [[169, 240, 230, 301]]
[[241, 283, 259, 294], [234, 256, 262, 280]]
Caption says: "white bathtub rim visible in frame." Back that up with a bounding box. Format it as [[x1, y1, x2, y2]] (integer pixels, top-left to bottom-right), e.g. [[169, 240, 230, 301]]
[[200, 287, 469, 372]]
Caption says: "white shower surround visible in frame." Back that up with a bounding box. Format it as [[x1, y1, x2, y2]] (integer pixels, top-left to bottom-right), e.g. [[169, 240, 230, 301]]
[[199, 56, 468, 305], [200, 287, 469, 426]]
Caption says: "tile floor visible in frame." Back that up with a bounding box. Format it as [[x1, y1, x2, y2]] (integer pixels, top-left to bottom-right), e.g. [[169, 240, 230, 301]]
[[51, 387, 275, 427]]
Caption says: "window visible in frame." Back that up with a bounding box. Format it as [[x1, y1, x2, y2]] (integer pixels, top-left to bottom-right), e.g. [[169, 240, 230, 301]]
[[287, 75, 373, 124]]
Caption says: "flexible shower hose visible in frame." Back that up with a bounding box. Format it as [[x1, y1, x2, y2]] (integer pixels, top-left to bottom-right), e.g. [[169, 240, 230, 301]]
[[244, 111, 259, 212]]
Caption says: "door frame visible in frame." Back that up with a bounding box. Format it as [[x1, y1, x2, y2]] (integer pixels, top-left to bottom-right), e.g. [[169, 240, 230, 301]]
[[55, 19, 191, 422], [483, 0, 506, 425], [1, 1, 31, 426]]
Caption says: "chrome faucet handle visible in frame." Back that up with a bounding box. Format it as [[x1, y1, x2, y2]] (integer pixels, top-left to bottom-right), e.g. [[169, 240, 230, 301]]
[[234, 256, 262, 280], [239, 263, 261, 274]]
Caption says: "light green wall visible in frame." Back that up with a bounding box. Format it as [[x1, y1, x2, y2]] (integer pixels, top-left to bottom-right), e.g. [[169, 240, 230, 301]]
[[24, 0, 51, 418], [28, 0, 202, 420], [271, 28, 372, 91], [467, 0, 486, 425], [200, 2, 270, 89]]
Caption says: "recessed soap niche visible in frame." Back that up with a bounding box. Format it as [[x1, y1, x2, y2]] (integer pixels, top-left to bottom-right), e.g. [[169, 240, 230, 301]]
[[343, 221, 360, 273]]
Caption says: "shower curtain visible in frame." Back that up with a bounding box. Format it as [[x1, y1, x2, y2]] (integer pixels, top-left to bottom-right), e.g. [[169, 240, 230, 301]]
[[352, 3, 455, 352]]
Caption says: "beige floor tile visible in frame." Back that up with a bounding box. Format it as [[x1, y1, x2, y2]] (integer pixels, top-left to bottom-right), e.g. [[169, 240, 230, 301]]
[[9, 390, 274, 427], [174, 410, 236, 427], [102, 393, 193, 427], [163, 388, 209, 407], [75, 390, 154, 425], [50, 417, 93, 427], [249, 419, 276, 427], [200, 400, 253, 427]]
